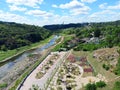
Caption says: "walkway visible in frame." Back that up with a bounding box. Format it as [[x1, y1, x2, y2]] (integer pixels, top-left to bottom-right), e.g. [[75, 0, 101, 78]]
[[20, 52, 66, 90]]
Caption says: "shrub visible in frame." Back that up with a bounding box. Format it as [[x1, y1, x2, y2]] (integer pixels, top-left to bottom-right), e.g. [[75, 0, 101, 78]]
[[102, 64, 110, 71], [85, 83, 97, 90], [96, 81, 106, 88]]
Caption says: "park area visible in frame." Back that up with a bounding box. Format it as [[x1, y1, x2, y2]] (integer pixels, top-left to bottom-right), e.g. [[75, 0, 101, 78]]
[[47, 51, 107, 90]]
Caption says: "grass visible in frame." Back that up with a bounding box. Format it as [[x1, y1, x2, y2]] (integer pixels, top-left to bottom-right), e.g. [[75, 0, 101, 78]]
[[0, 83, 8, 89], [0, 35, 53, 62], [73, 50, 119, 90], [87, 51, 117, 79], [52, 35, 74, 51]]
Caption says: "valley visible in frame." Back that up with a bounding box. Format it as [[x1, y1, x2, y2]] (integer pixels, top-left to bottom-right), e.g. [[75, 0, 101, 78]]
[[0, 20, 120, 90]]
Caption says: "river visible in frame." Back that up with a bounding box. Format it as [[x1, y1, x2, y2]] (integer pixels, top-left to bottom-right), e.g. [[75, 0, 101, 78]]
[[0, 35, 59, 80]]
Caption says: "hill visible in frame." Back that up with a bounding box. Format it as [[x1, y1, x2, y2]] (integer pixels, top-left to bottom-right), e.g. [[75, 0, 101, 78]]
[[51, 20, 120, 51], [43, 23, 89, 31], [0, 21, 51, 50], [43, 20, 120, 31]]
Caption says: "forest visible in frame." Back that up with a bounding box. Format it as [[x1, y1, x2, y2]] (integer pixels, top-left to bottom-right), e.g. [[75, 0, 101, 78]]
[[0, 21, 51, 50]]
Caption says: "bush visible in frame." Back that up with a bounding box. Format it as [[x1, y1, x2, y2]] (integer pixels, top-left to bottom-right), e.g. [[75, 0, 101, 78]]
[[96, 81, 106, 88], [113, 81, 120, 90], [85, 83, 97, 90], [102, 64, 110, 71]]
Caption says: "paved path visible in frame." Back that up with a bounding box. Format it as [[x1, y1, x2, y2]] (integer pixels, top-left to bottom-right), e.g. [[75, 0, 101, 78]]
[[20, 52, 66, 90]]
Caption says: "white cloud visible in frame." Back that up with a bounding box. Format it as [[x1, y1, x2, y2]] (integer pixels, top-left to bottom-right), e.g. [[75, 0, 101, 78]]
[[89, 10, 117, 17], [81, 0, 97, 3], [52, 0, 90, 15], [59, 0, 85, 9], [26, 10, 54, 18], [107, 4, 120, 10], [99, 2, 120, 10], [70, 6, 90, 15], [6, 0, 43, 8], [0, 10, 30, 24], [9, 5, 27, 11], [88, 10, 120, 22], [0, 9, 120, 26], [52, 4, 58, 8], [99, 3, 107, 9]]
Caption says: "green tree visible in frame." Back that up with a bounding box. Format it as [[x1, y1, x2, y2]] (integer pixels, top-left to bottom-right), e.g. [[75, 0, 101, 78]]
[[0, 45, 7, 51], [94, 29, 101, 37]]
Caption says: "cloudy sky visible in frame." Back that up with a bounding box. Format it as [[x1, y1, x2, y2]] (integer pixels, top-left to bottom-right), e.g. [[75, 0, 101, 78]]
[[0, 0, 120, 26]]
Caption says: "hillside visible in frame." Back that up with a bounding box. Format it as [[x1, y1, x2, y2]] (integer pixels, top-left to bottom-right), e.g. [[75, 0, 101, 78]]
[[50, 20, 120, 51], [43, 23, 89, 31], [0, 21, 51, 50]]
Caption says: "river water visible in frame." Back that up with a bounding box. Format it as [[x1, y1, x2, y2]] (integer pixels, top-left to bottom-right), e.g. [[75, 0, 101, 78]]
[[0, 35, 59, 79]]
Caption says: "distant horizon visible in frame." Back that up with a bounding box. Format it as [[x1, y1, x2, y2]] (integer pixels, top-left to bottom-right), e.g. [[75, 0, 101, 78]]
[[0, 19, 120, 27]]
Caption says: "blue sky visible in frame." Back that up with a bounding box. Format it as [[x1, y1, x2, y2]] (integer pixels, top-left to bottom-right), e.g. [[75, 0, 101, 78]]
[[0, 0, 120, 26]]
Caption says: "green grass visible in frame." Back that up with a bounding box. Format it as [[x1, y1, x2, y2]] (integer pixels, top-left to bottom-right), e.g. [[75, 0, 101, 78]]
[[0, 83, 7, 89], [0, 35, 53, 62], [52, 35, 74, 51]]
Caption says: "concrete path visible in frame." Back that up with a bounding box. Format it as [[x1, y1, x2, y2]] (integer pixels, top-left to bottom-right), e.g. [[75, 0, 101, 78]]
[[20, 52, 66, 90]]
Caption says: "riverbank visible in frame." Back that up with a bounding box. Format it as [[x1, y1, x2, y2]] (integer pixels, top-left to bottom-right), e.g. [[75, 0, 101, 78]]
[[0, 35, 53, 63], [9, 49, 51, 90], [0, 35, 62, 90]]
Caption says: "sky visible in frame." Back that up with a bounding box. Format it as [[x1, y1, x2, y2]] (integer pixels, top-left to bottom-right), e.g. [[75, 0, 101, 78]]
[[0, 0, 120, 26]]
